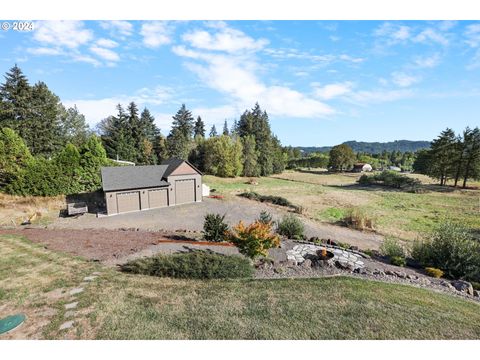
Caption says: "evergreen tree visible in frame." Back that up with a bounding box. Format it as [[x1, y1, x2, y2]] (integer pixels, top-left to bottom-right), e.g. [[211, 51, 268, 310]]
[[461, 127, 480, 188], [241, 135, 259, 177], [0, 65, 31, 137], [271, 135, 287, 174], [166, 129, 190, 160], [60, 105, 91, 147], [328, 144, 355, 171], [28, 81, 63, 156], [428, 128, 457, 185], [194, 116, 206, 138], [222, 120, 229, 136], [153, 134, 168, 163], [79, 135, 108, 191], [171, 104, 194, 139], [139, 108, 160, 142], [189, 135, 206, 172], [209, 124, 217, 137], [230, 119, 239, 136], [54, 143, 83, 194]]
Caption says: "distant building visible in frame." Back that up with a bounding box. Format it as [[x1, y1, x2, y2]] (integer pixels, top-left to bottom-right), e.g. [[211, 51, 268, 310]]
[[389, 166, 402, 172], [353, 163, 373, 172]]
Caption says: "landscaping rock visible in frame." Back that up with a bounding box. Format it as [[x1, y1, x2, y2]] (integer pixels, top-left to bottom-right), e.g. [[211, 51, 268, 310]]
[[83, 276, 98, 282], [59, 321, 74, 330], [64, 310, 75, 318], [407, 274, 418, 280], [385, 270, 396, 276], [451, 280, 474, 296], [64, 301, 78, 310], [440, 280, 455, 290], [394, 271, 407, 279], [373, 269, 385, 276], [69, 287, 84, 296], [419, 278, 431, 285], [474, 290, 480, 298]]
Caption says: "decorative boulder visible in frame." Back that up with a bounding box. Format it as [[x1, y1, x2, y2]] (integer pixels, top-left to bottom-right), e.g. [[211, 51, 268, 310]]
[[301, 259, 312, 268], [450, 280, 474, 296]]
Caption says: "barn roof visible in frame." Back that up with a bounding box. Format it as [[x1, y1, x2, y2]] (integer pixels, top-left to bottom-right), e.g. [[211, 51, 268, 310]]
[[101, 165, 170, 192]]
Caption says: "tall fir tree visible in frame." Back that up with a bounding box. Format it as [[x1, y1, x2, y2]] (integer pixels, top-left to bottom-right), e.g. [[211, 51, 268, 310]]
[[241, 135, 259, 177], [171, 104, 194, 139], [461, 127, 480, 188], [428, 128, 457, 185], [209, 124, 217, 137], [222, 120, 230, 136], [194, 116, 206, 138]]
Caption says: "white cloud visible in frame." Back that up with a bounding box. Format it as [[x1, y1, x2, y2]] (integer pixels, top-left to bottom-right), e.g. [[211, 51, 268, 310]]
[[313, 82, 354, 100], [391, 72, 421, 87], [96, 38, 118, 48], [413, 53, 441, 68], [183, 24, 268, 53], [413, 28, 449, 46], [33, 21, 93, 49], [90, 46, 120, 62], [374, 23, 412, 45], [173, 42, 334, 118], [141, 21, 172, 48], [27, 47, 63, 56], [100, 21, 133, 38], [263, 48, 363, 64]]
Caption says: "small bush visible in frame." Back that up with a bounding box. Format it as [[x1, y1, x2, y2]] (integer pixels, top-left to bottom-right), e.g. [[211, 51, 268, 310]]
[[203, 213, 229, 242], [227, 220, 280, 259], [257, 210, 273, 224], [380, 237, 406, 258], [276, 214, 305, 240], [425, 267, 444, 278], [390, 256, 407, 267], [343, 208, 374, 231], [121, 252, 253, 279], [411, 221, 480, 281]]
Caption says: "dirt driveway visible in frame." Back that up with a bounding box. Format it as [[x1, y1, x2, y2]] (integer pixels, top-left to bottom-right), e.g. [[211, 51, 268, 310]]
[[46, 197, 384, 250]]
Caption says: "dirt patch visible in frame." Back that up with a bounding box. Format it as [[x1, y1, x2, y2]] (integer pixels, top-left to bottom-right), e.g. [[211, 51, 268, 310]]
[[0, 228, 234, 264]]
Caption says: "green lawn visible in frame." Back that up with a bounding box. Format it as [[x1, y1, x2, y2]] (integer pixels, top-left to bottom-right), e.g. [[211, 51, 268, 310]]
[[1, 234, 480, 339], [204, 171, 480, 241]]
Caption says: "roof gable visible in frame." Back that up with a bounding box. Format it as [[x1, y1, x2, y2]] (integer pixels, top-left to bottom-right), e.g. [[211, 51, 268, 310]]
[[161, 158, 203, 177]]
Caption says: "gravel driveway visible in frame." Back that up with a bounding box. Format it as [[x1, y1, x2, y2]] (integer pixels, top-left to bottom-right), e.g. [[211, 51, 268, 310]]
[[49, 197, 384, 250]]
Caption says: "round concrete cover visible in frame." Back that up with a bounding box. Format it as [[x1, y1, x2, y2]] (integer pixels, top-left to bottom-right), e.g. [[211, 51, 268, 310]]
[[0, 314, 26, 335]]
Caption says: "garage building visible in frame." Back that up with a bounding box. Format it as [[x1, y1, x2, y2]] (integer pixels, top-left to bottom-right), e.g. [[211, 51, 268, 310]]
[[101, 158, 202, 215]]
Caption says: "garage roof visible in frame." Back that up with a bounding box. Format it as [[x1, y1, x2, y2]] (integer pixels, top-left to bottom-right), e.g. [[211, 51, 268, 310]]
[[101, 165, 170, 192]]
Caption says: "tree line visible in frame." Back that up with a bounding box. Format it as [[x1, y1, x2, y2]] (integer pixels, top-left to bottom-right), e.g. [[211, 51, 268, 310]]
[[413, 127, 480, 188]]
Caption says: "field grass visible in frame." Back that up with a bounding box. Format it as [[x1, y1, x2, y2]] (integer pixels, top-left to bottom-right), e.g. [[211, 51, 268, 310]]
[[204, 170, 480, 241], [2, 234, 480, 339]]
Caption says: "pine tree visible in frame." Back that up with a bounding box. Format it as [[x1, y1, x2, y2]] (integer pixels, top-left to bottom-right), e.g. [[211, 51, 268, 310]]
[[194, 116, 206, 138], [241, 135, 259, 177], [166, 129, 190, 160], [139, 108, 160, 142], [230, 119, 239, 136], [461, 127, 480, 188], [222, 120, 229, 136], [171, 104, 194, 139], [209, 124, 217, 137], [28, 81, 64, 156], [153, 134, 168, 163], [429, 128, 457, 185], [0, 65, 31, 136]]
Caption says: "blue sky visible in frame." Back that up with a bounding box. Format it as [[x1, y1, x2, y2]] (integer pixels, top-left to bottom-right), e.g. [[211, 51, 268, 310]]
[[1, 20, 479, 146]]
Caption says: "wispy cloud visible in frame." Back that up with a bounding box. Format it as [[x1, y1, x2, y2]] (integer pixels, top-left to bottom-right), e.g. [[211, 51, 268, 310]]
[[33, 21, 93, 49], [413, 53, 441, 68], [100, 21, 133, 38], [313, 82, 354, 100], [391, 72, 421, 87]]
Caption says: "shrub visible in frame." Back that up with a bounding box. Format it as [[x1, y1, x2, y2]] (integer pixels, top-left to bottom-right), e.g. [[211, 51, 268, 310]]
[[425, 267, 444, 278], [380, 237, 406, 259], [411, 221, 480, 281], [390, 256, 407, 267], [227, 220, 280, 259], [357, 171, 421, 192], [120, 252, 253, 279], [343, 208, 374, 231], [257, 210, 273, 225], [202, 213, 229, 242], [276, 214, 305, 240], [239, 191, 296, 209]]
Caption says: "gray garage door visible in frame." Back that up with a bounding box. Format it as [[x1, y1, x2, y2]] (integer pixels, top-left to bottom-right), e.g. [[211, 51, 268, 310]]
[[175, 179, 195, 205], [117, 191, 140, 213], [148, 188, 168, 208]]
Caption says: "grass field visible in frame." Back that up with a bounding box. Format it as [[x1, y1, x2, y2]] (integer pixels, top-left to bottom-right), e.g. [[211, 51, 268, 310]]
[[204, 170, 480, 241], [2, 234, 480, 339]]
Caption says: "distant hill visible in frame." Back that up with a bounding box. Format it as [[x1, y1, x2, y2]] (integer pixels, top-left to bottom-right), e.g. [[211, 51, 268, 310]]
[[299, 140, 431, 154]]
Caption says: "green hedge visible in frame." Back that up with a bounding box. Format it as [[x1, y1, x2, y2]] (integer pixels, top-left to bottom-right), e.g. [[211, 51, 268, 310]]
[[358, 170, 421, 192], [120, 252, 254, 279]]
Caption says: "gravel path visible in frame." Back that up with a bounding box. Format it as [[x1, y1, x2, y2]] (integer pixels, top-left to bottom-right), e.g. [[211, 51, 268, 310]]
[[48, 197, 384, 250]]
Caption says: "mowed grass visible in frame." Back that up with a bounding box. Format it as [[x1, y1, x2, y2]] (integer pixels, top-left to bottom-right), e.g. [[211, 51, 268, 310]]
[[205, 171, 480, 241], [2, 234, 480, 339]]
